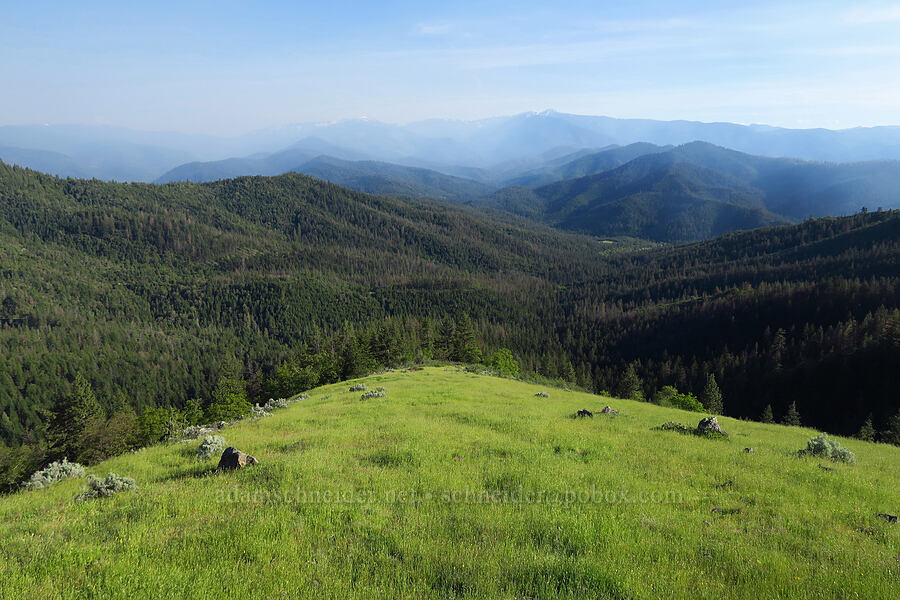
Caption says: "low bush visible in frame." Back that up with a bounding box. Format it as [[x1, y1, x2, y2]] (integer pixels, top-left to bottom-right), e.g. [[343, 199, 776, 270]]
[[349, 384, 367, 392], [263, 398, 290, 411], [654, 421, 693, 434], [653, 386, 705, 412], [535, 392, 550, 398], [361, 390, 386, 400], [178, 424, 220, 440], [799, 435, 856, 464], [22, 459, 85, 491], [197, 435, 227, 460], [76, 473, 137, 500], [251, 404, 272, 418]]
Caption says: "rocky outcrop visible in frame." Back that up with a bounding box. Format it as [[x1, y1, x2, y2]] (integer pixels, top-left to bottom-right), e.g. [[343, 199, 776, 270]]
[[696, 416, 727, 436], [217, 447, 259, 470]]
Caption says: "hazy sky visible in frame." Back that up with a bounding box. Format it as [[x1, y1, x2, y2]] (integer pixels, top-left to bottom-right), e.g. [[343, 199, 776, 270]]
[[3, 0, 900, 135]]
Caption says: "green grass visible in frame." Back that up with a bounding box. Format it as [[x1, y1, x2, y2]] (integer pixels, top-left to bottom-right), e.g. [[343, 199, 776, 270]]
[[1, 367, 898, 599]]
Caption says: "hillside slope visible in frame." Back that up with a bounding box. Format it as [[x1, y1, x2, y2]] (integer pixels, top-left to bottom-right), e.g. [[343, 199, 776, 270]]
[[1, 368, 897, 599], [0, 160, 898, 451], [157, 152, 497, 202], [480, 142, 900, 242]]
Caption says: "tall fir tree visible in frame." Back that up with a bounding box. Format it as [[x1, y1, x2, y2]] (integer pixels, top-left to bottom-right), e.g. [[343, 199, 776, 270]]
[[760, 404, 775, 424], [436, 318, 456, 361], [617, 364, 643, 401], [880, 410, 900, 446], [857, 414, 876, 442], [781, 401, 802, 427], [47, 373, 103, 460], [452, 314, 482, 364], [699, 374, 724, 414]]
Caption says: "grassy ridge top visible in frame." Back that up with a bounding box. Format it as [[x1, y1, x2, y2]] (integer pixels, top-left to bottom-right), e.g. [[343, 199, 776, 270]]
[[1, 368, 898, 599]]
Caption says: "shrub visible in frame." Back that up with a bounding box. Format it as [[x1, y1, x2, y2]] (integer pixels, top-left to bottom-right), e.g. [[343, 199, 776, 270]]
[[653, 386, 704, 412], [23, 458, 85, 491], [263, 397, 290, 411], [361, 390, 386, 400], [349, 384, 367, 392], [799, 435, 856, 464], [654, 421, 693, 434], [76, 473, 137, 500], [251, 404, 272, 418], [179, 424, 217, 440], [197, 435, 227, 460], [489, 348, 520, 377], [295, 393, 311, 400], [535, 392, 550, 398], [205, 377, 252, 422]]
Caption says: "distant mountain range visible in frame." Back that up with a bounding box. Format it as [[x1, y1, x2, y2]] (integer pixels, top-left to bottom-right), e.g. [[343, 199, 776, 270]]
[[477, 142, 900, 241], [4, 114, 900, 243], [5, 111, 900, 183], [156, 150, 495, 203]]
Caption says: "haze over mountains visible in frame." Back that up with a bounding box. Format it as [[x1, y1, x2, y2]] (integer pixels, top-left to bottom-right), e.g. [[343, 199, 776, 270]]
[[6, 110, 900, 183], [4, 111, 900, 243]]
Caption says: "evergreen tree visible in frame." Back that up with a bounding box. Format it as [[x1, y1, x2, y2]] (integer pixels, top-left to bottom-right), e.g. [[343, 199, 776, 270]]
[[880, 410, 900, 446], [106, 390, 130, 418], [760, 404, 775, 424], [617, 364, 643, 401], [559, 356, 576, 384], [857, 414, 876, 442], [781, 401, 802, 427], [0, 412, 19, 447], [47, 373, 103, 460], [452, 314, 482, 364], [435, 319, 456, 360], [339, 326, 375, 380], [699, 374, 724, 414]]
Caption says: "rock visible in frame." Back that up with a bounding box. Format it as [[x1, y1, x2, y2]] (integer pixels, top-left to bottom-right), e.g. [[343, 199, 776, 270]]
[[818, 463, 835, 472], [696, 416, 727, 436], [743, 447, 754, 453], [576, 409, 593, 418], [875, 513, 898, 523], [601, 406, 619, 415], [217, 447, 258, 470]]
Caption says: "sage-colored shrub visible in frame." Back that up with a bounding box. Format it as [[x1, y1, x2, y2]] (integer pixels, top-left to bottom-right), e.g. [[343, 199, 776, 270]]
[[251, 404, 272, 418], [197, 435, 227, 460], [263, 398, 290, 411], [800, 435, 856, 464], [23, 459, 85, 491], [76, 473, 137, 500], [349, 384, 367, 392], [361, 390, 386, 400]]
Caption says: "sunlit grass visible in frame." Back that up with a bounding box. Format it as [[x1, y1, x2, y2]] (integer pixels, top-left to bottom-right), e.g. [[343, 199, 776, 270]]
[[1, 367, 897, 599]]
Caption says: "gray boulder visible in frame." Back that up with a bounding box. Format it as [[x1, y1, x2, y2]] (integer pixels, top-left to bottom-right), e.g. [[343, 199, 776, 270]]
[[217, 447, 259, 470], [697, 416, 727, 436]]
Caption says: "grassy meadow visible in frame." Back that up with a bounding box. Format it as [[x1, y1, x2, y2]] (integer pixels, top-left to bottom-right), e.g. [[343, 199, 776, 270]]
[[0, 367, 897, 599]]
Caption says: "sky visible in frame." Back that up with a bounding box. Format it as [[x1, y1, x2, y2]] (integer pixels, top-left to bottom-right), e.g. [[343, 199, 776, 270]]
[[2, 0, 900, 135]]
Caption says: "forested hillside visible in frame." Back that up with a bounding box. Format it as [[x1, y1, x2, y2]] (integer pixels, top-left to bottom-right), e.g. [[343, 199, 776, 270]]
[[1, 161, 898, 488], [479, 142, 900, 242], [157, 152, 497, 202]]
